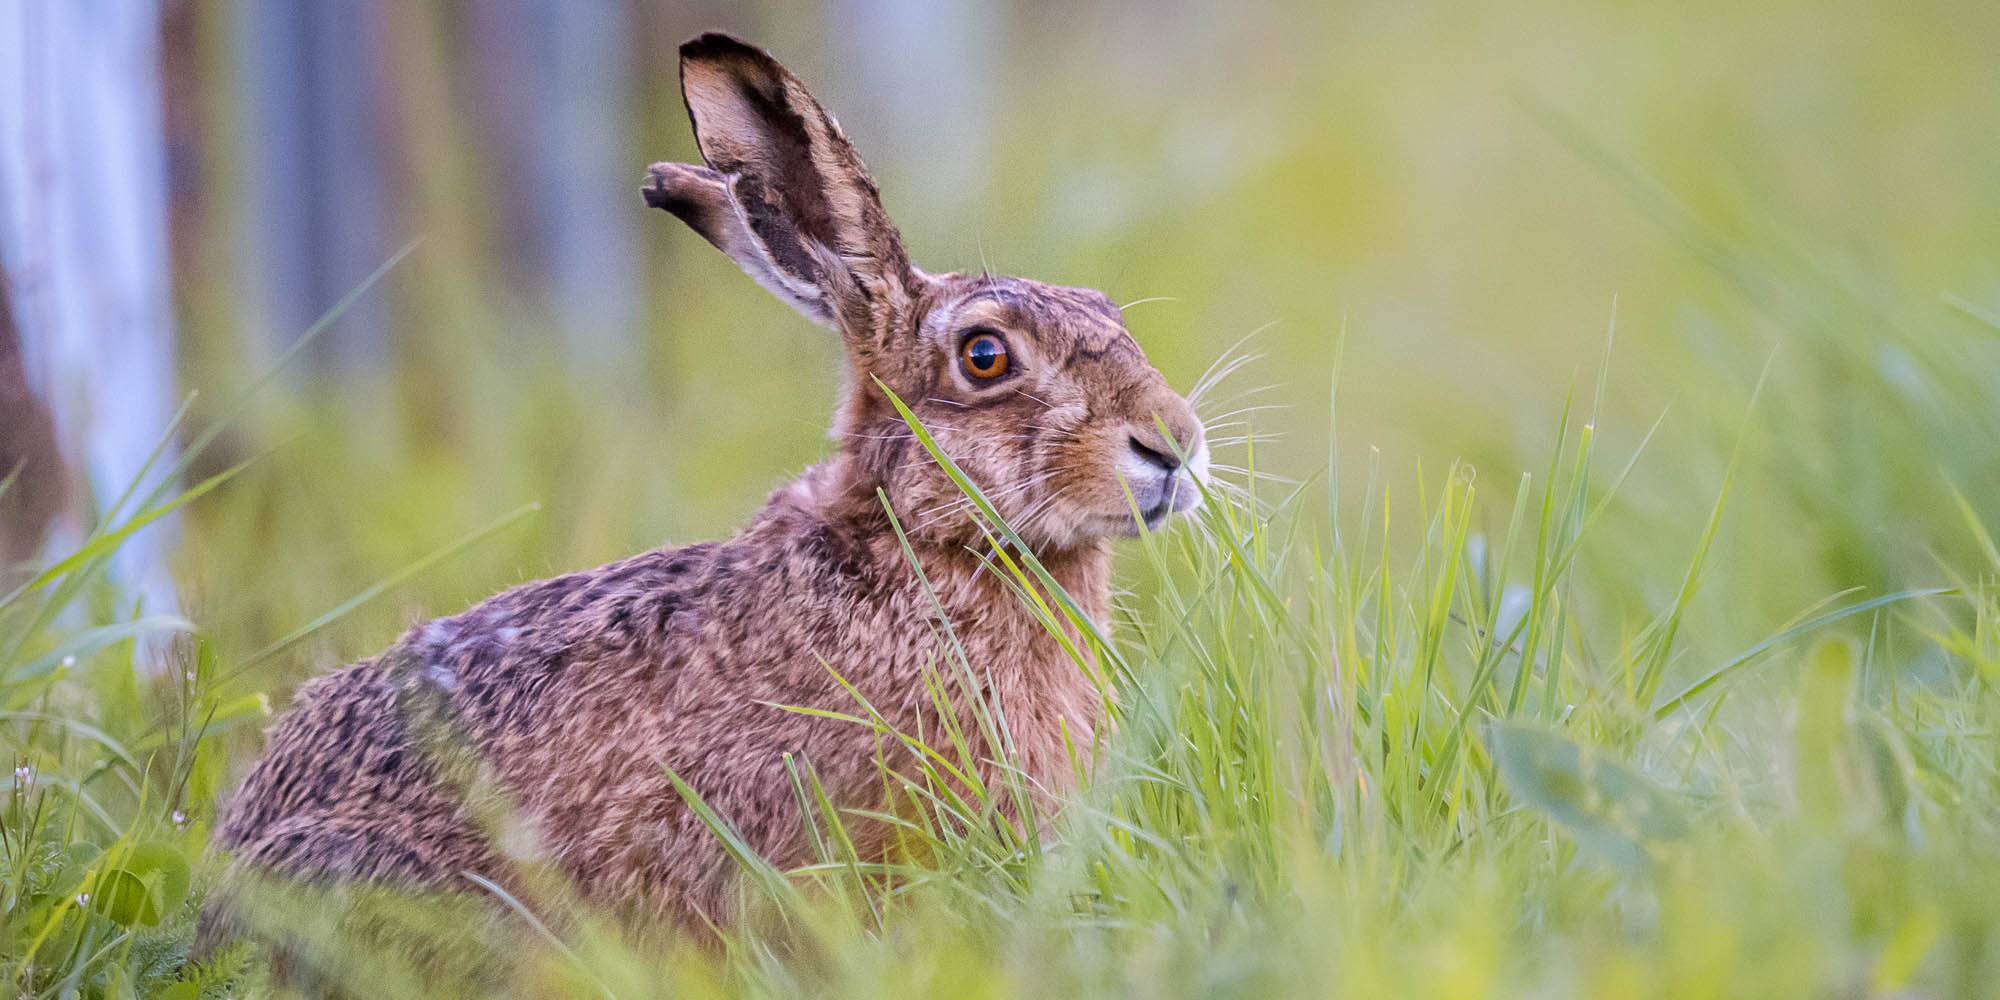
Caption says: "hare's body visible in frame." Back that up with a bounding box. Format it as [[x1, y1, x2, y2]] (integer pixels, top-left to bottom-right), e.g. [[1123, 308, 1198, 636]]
[[217, 460, 1109, 923], [213, 32, 1206, 936]]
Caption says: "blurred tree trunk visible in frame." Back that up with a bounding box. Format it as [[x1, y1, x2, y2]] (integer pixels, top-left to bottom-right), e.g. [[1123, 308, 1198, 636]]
[[0, 289, 62, 573], [828, 0, 997, 224], [469, 0, 639, 362], [227, 0, 641, 375], [0, 0, 183, 635], [231, 0, 393, 372]]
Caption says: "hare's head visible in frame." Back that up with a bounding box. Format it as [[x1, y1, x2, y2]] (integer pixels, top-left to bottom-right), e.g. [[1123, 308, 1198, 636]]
[[646, 33, 1206, 551]]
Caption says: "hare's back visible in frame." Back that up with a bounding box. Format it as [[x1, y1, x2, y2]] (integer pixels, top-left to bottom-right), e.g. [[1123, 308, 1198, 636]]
[[213, 544, 726, 874]]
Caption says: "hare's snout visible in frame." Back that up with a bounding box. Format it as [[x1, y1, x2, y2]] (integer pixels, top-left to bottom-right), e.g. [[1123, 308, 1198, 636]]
[[1116, 417, 1209, 531]]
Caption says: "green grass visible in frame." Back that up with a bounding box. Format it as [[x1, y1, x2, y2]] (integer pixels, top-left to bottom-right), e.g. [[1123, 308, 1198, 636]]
[[4, 325, 1999, 996]]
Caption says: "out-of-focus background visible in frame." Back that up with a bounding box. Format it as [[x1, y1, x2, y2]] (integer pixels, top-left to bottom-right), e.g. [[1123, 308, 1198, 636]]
[[6, 0, 1999, 693]]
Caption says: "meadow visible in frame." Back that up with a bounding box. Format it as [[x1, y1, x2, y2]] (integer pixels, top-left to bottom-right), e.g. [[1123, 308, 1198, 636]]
[[5, 1, 2000, 996]]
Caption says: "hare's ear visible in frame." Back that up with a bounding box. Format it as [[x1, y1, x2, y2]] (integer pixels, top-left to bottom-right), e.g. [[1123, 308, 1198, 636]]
[[646, 32, 915, 337], [644, 162, 834, 323]]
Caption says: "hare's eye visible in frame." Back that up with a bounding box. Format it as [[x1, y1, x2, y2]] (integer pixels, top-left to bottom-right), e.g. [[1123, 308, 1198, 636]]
[[959, 331, 1011, 381]]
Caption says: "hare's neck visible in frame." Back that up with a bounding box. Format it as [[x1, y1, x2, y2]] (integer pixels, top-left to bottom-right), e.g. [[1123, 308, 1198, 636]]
[[792, 454, 1116, 627], [922, 536, 1115, 630]]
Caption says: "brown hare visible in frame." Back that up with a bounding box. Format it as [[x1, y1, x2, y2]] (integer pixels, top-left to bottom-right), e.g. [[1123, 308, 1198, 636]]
[[210, 31, 1208, 936]]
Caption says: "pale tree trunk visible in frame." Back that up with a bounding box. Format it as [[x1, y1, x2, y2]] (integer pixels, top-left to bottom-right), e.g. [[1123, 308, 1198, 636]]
[[0, 0, 183, 655]]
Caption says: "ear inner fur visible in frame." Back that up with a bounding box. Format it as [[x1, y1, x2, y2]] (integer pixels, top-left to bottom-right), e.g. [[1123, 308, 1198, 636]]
[[643, 161, 833, 325], [675, 32, 914, 343]]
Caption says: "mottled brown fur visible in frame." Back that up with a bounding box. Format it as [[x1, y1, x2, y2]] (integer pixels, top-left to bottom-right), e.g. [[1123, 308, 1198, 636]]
[[211, 32, 1207, 939]]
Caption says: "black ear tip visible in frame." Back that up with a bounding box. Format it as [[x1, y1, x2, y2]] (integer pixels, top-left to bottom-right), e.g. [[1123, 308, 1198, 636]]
[[680, 31, 767, 66]]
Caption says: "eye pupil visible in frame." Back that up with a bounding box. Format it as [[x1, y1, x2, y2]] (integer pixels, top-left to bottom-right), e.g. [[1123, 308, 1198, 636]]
[[961, 333, 1010, 379]]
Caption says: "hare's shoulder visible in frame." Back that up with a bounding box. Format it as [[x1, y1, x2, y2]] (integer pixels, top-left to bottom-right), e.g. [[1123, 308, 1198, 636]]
[[434, 542, 725, 648], [396, 517, 889, 707], [385, 542, 727, 713]]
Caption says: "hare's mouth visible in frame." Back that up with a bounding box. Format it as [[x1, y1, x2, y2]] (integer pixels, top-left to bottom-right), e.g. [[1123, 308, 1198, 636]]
[[1095, 470, 1202, 537], [1144, 474, 1202, 524], [1117, 446, 1206, 527]]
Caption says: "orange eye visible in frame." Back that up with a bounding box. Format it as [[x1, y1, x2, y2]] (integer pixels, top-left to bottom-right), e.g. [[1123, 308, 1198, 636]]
[[960, 331, 1010, 380]]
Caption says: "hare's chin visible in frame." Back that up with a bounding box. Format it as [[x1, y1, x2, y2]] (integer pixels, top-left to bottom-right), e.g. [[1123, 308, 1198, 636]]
[[1086, 497, 1196, 539]]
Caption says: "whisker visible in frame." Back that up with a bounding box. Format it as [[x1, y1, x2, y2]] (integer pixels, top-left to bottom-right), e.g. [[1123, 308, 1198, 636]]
[[1189, 352, 1266, 408], [1203, 434, 1280, 448], [913, 470, 1061, 518], [1194, 381, 1283, 416], [1187, 322, 1279, 405], [1011, 387, 1057, 409], [1198, 403, 1291, 423]]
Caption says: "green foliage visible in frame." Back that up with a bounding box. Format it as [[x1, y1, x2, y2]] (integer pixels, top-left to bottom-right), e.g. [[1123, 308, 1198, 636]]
[[0, 484, 245, 996]]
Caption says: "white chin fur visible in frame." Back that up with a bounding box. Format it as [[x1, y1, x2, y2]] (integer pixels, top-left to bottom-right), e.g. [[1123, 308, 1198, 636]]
[[1174, 441, 1211, 513]]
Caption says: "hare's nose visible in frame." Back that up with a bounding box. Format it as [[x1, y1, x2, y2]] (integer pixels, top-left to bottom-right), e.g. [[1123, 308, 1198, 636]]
[[1127, 435, 1181, 473]]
